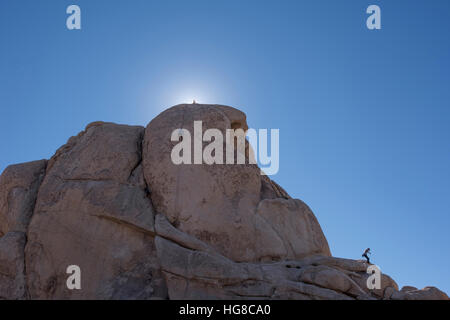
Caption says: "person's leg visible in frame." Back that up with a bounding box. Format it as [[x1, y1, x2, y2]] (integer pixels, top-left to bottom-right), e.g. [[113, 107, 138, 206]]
[[363, 254, 370, 263]]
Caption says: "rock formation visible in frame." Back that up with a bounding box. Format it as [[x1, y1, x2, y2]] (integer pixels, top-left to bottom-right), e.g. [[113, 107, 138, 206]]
[[0, 104, 448, 300]]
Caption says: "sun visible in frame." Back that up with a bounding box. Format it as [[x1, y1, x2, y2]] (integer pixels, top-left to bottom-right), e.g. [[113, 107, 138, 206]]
[[175, 92, 206, 105]]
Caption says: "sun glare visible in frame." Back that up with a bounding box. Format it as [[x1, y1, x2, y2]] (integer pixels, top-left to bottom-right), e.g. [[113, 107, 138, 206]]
[[175, 91, 210, 105]]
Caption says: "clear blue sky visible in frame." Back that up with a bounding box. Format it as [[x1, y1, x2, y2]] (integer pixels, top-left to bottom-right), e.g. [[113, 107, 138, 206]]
[[1, 0, 449, 293]]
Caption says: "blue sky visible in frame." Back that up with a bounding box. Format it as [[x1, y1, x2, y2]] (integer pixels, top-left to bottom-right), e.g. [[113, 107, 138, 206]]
[[1, 0, 449, 293]]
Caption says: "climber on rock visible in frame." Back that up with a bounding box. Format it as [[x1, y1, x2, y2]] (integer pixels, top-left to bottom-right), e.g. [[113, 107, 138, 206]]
[[362, 248, 371, 264]]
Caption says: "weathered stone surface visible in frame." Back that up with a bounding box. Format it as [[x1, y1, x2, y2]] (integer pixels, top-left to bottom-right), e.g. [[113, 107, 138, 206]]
[[299, 256, 370, 272], [143, 105, 262, 262], [143, 104, 330, 262], [46, 122, 142, 183], [401, 285, 418, 292], [391, 286, 449, 300], [24, 122, 166, 299], [0, 104, 447, 300], [155, 231, 355, 300], [261, 175, 291, 200], [154, 223, 447, 300], [0, 160, 47, 235], [349, 270, 398, 298], [256, 198, 331, 259], [0, 232, 27, 299], [155, 213, 215, 254], [383, 286, 397, 300], [297, 265, 368, 298], [0, 160, 47, 299]]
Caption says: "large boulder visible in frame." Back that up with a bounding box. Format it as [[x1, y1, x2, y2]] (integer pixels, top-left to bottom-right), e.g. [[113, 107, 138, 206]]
[[24, 122, 167, 299], [390, 286, 449, 300], [142, 104, 330, 262]]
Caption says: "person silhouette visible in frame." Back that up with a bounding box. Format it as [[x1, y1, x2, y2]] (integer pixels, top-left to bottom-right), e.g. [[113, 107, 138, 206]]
[[362, 248, 371, 264]]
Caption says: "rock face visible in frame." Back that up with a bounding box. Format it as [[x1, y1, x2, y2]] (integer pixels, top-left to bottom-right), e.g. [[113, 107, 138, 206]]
[[142, 104, 330, 262], [0, 160, 46, 299], [0, 104, 448, 300], [24, 122, 166, 299]]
